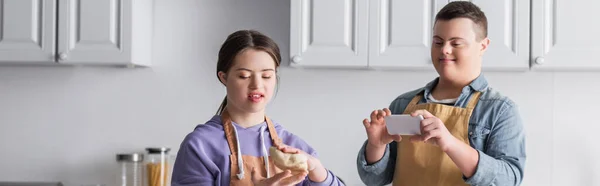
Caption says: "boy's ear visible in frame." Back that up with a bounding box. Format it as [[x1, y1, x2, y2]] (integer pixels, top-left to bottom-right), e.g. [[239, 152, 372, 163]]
[[479, 38, 490, 56], [218, 71, 227, 85]]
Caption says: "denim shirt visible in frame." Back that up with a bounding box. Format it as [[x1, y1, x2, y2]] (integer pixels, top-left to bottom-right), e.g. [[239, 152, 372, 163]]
[[356, 75, 526, 186]]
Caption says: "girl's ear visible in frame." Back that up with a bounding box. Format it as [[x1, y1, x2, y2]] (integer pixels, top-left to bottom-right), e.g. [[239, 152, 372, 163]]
[[218, 71, 227, 85]]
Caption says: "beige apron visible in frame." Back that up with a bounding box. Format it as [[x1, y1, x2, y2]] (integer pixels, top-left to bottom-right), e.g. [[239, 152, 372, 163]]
[[393, 91, 482, 186], [221, 109, 283, 185]]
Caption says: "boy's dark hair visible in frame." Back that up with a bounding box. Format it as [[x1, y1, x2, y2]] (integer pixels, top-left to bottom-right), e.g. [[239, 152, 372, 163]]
[[435, 1, 487, 41]]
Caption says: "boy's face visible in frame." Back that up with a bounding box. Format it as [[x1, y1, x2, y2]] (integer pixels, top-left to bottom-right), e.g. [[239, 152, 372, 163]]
[[431, 18, 489, 82]]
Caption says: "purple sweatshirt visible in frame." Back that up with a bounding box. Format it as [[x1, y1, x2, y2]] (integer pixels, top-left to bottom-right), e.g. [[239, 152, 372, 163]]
[[171, 115, 345, 186]]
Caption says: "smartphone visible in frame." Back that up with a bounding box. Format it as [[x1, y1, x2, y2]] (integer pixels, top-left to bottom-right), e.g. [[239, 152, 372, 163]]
[[384, 114, 424, 135]]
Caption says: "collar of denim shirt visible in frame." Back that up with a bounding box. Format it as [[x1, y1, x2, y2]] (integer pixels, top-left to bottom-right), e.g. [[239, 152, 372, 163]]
[[422, 73, 489, 105]]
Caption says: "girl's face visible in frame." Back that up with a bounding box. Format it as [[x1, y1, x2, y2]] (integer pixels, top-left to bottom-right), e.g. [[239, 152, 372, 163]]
[[218, 49, 277, 114]]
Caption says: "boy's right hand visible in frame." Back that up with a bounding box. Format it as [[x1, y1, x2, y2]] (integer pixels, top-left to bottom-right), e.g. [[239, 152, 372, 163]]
[[362, 108, 403, 148]]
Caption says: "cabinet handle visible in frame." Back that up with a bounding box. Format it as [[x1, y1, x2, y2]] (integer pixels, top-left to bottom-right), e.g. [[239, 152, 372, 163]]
[[57, 53, 68, 61], [291, 55, 302, 63], [535, 57, 544, 65]]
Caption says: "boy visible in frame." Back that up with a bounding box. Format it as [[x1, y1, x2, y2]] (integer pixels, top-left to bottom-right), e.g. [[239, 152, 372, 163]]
[[356, 2, 526, 186]]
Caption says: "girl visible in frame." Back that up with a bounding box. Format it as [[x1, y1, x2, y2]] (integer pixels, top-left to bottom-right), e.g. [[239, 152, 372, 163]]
[[171, 30, 345, 186]]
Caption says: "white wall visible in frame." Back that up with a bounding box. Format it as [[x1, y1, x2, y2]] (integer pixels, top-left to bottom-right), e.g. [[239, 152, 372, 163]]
[[0, 0, 598, 185]]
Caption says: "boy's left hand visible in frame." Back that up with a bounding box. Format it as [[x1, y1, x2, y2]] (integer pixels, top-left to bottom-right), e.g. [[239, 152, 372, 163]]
[[409, 109, 459, 152]]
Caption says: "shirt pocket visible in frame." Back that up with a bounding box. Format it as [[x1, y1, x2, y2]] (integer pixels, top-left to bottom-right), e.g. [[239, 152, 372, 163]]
[[468, 124, 491, 151]]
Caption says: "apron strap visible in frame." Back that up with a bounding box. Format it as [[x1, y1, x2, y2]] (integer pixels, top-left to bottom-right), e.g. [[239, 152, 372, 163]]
[[221, 109, 238, 155], [221, 108, 283, 155], [465, 91, 482, 110], [265, 116, 283, 147], [407, 90, 425, 108]]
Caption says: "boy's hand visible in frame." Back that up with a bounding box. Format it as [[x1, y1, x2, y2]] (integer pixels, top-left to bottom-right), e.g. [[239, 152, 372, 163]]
[[362, 108, 403, 148], [409, 109, 459, 152]]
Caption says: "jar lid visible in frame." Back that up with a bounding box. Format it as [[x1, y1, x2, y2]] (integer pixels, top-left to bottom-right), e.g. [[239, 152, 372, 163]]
[[116, 153, 144, 162], [146, 147, 171, 154]]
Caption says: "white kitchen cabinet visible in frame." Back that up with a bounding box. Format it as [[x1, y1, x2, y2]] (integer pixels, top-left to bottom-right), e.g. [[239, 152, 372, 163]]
[[291, 0, 530, 71], [0, 0, 56, 63], [57, 0, 152, 66], [370, 0, 531, 71], [368, 0, 446, 70], [471, 0, 530, 71], [531, 0, 600, 71], [289, 0, 368, 68], [0, 0, 153, 66]]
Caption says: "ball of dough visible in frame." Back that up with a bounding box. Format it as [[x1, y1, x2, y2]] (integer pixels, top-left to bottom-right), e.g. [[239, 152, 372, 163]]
[[269, 146, 308, 171]]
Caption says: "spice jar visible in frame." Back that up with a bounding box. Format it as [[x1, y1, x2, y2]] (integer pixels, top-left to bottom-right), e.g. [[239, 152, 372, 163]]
[[116, 153, 144, 186]]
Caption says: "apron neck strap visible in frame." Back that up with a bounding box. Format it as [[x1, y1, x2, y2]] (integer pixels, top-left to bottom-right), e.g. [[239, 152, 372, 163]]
[[265, 116, 282, 147], [221, 108, 282, 155], [407, 91, 425, 107], [465, 91, 482, 110], [221, 109, 238, 155]]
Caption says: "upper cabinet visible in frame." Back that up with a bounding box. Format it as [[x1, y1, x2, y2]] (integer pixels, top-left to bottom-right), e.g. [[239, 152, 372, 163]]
[[0, 0, 56, 63], [290, 0, 368, 68], [530, 0, 600, 70], [367, 0, 443, 70], [0, 0, 153, 67], [471, 0, 530, 71], [292, 0, 598, 71]]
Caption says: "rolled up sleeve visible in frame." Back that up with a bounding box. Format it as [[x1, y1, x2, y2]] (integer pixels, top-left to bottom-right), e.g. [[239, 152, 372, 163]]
[[356, 140, 397, 186]]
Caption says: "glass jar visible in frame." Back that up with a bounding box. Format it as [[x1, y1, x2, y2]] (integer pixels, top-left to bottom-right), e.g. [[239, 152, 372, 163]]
[[145, 147, 173, 186], [116, 153, 144, 186]]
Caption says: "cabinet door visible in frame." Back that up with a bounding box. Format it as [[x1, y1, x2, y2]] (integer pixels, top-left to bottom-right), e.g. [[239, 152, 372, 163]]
[[57, 0, 131, 65], [0, 0, 56, 63], [531, 0, 600, 70], [290, 0, 368, 68], [369, 0, 530, 71], [471, 0, 530, 71], [368, 0, 446, 70]]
